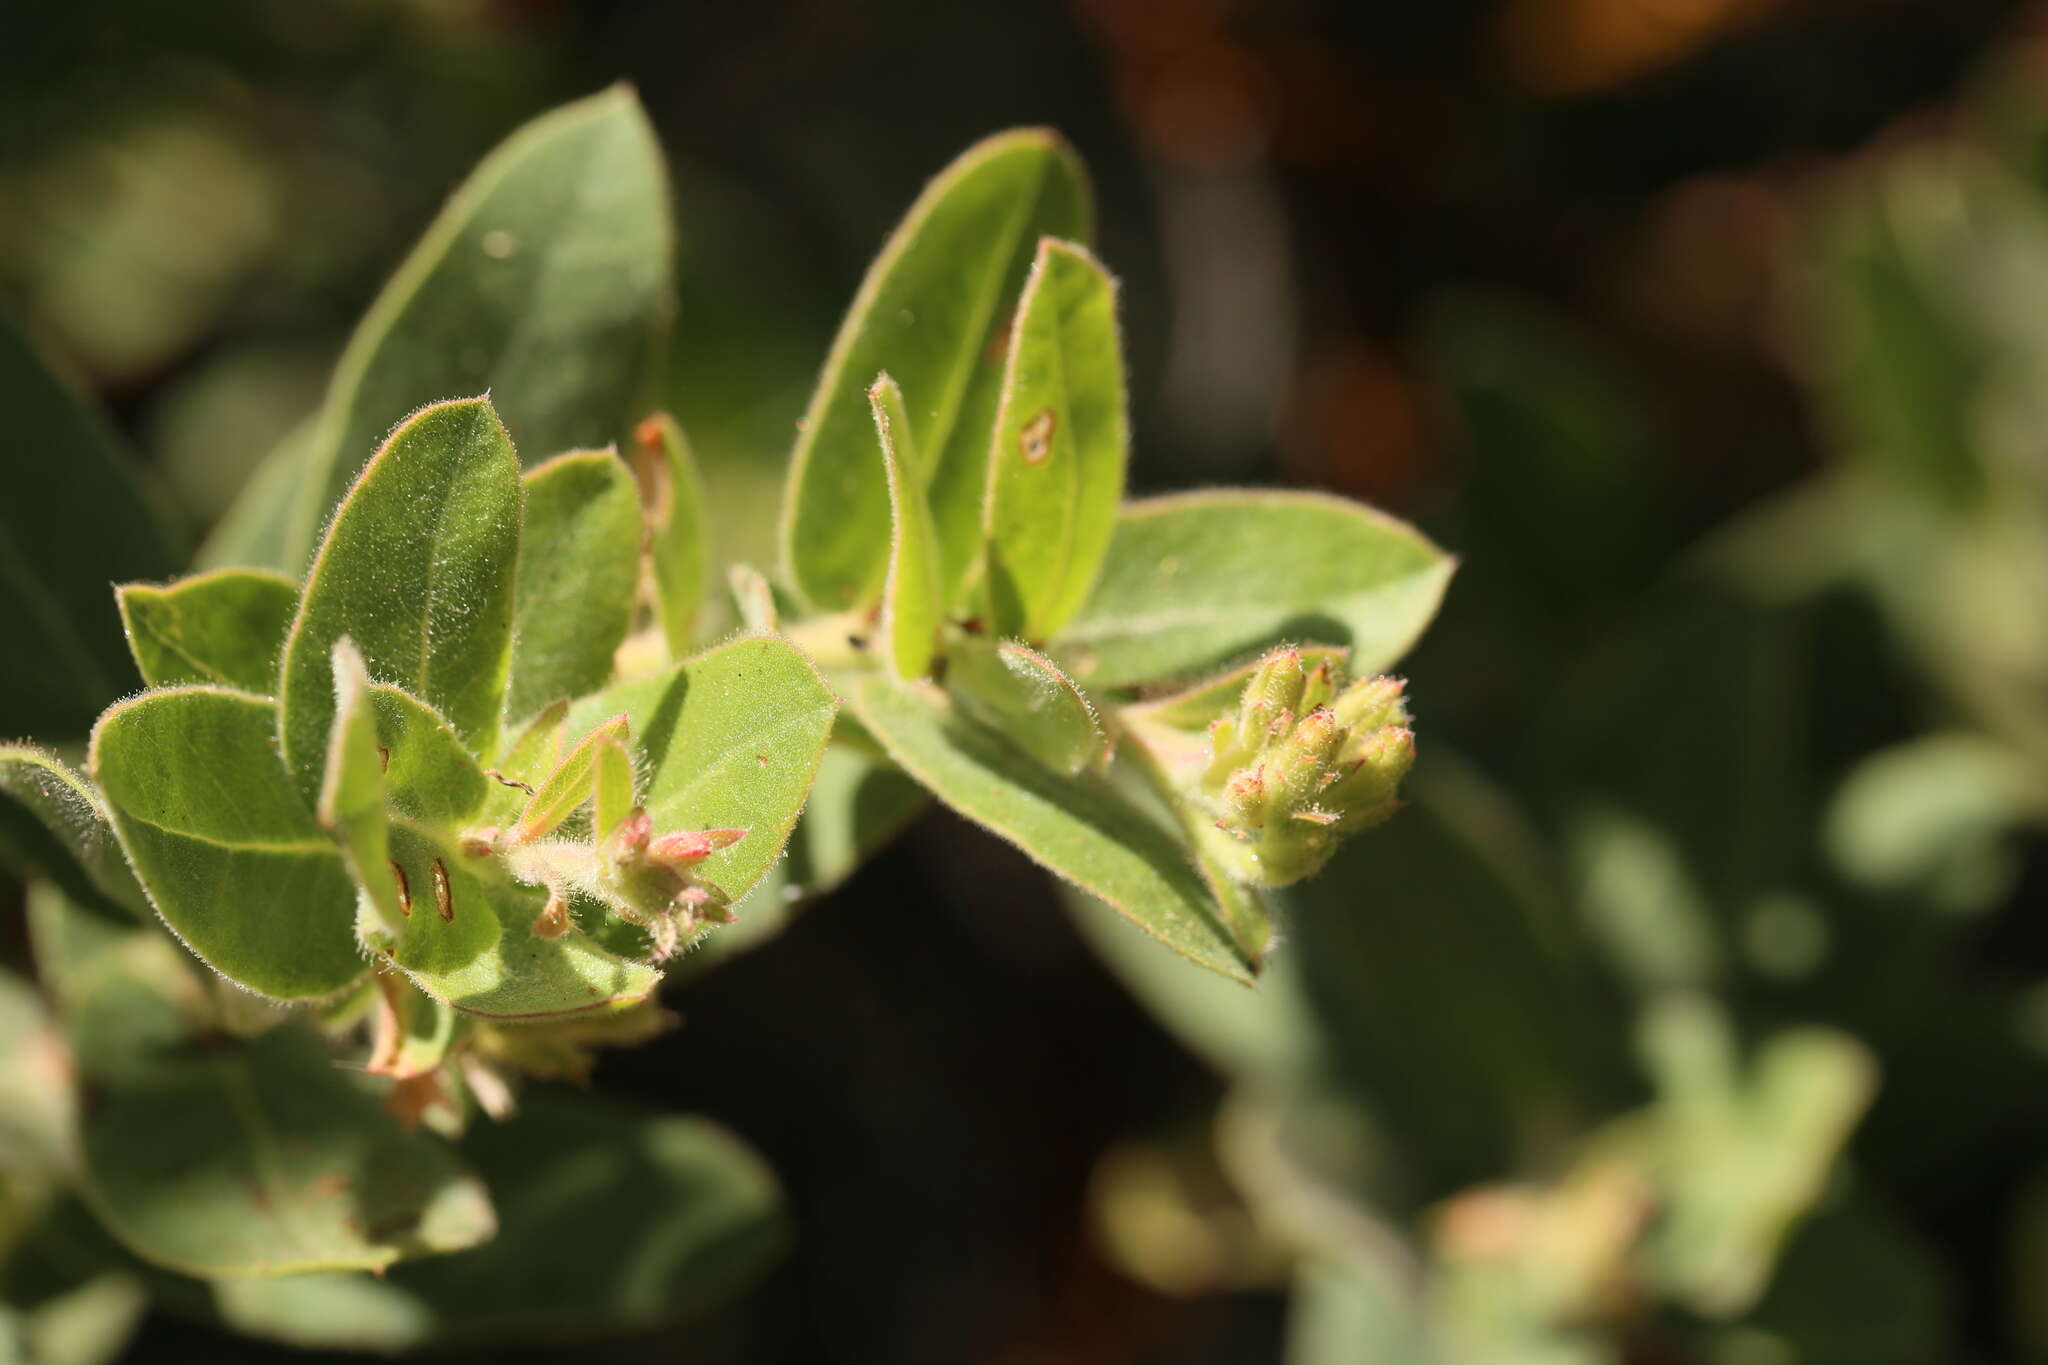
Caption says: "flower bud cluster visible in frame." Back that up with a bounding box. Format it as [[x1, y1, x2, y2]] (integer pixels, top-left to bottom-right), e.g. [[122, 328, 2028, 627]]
[[1197, 646, 1415, 886]]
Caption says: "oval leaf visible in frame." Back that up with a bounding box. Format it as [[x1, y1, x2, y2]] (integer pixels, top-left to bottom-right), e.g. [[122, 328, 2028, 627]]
[[238, 87, 673, 570], [58, 918, 494, 1277], [117, 569, 298, 693], [1056, 490, 1456, 689], [278, 397, 521, 804], [780, 130, 1092, 611], [565, 637, 839, 906], [0, 314, 181, 736], [853, 677, 1253, 984], [944, 637, 1104, 775], [90, 687, 365, 1001], [507, 450, 639, 723], [981, 239, 1127, 641], [874, 375, 943, 679]]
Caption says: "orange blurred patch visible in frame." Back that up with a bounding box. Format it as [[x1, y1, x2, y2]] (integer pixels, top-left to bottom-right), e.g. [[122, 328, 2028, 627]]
[[1278, 343, 1437, 510], [1498, 0, 1785, 96]]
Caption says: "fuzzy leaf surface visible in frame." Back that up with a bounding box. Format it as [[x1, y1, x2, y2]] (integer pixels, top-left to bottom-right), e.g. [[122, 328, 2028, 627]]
[[873, 376, 942, 679], [1057, 491, 1455, 689], [380, 825, 658, 1019], [944, 637, 1104, 775], [507, 450, 639, 723], [238, 88, 672, 570], [117, 569, 298, 693], [780, 130, 1092, 611], [854, 677, 1253, 983], [278, 398, 520, 804], [91, 688, 364, 1001], [981, 239, 1126, 640], [565, 637, 838, 906], [0, 315, 180, 736]]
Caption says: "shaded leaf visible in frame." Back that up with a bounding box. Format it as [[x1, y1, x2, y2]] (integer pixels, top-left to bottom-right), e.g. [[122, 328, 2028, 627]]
[[632, 414, 711, 656], [211, 1092, 785, 1348], [1057, 491, 1454, 690], [278, 397, 521, 804], [90, 687, 364, 1001], [944, 637, 1104, 775], [59, 916, 494, 1277], [0, 314, 180, 737], [780, 130, 1092, 611], [981, 239, 1127, 640], [231, 87, 673, 571], [0, 746, 148, 920], [873, 375, 942, 679], [565, 637, 839, 906], [727, 564, 780, 635], [318, 641, 405, 934], [853, 677, 1252, 983], [116, 569, 298, 693], [507, 450, 639, 723]]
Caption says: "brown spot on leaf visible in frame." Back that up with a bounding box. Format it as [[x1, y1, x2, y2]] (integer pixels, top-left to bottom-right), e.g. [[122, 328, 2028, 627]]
[[431, 859, 453, 922], [390, 861, 411, 916], [1019, 408, 1056, 465]]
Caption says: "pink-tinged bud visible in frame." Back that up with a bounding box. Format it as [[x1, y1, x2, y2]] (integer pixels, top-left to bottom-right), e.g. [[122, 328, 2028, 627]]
[[1238, 647, 1307, 738], [532, 890, 571, 939], [1299, 657, 1336, 714], [460, 826, 500, 858], [1331, 675, 1408, 733], [1222, 766, 1267, 829], [648, 827, 746, 868], [608, 808, 652, 862], [1324, 726, 1415, 826], [1270, 708, 1347, 812]]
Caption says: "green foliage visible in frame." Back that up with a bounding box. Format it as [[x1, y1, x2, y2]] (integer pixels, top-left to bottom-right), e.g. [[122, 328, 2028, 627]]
[[0, 100, 1451, 1350]]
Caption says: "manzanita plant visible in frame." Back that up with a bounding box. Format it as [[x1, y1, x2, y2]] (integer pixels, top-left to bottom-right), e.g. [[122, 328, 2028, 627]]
[[0, 88, 1448, 1348]]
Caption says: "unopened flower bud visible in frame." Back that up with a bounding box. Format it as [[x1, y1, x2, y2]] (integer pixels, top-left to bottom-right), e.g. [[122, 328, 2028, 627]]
[[1238, 647, 1307, 739], [647, 827, 746, 870], [1331, 675, 1408, 733]]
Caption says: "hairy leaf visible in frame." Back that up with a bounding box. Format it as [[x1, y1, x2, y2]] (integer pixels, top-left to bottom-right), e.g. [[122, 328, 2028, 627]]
[[0, 745, 148, 920], [508, 450, 639, 723], [780, 130, 1092, 611], [981, 239, 1126, 640], [1057, 491, 1455, 689], [117, 569, 298, 693], [279, 397, 521, 804], [854, 677, 1253, 983], [235, 88, 673, 570], [944, 637, 1104, 775], [873, 375, 942, 679], [566, 637, 839, 906], [91, 688, 364, 1001]]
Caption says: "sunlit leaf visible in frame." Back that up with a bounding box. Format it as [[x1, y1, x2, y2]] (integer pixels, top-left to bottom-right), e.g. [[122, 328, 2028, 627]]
[[116, 569, 298, 693], [780, 130, 1091, 611], [944, 637, 1103, 775], [506, 450, 639, 723], [873, 375, 943, 679], [632, 413, 711, 656]]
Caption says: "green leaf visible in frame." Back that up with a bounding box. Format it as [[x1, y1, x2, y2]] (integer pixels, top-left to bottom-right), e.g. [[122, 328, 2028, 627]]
[[210, 1092, 785, 1349], [565, 637, 839, 906], [981, 239, 1127, 640], [379, 824, 659, 1020], [727, 563, 780, 635], [60, 925, 494, 1277], [852, 677, 1253, 983], [632, 413, 711, 656], [515, 714, 629, 842], [592, 734, 635, 848], [481, 699, 567, 827], [116, 569, 298, 693], [1057, 491, 1455, 690], [507, 450, 639, 723], [0, 745, 148, 921], [780, 129, 1092, 611], [278, 397, 521, 805], [0, 313, 181, 736], [90, 687, 364, 1001], [366, 684, 492, 830], [944, 637, 1104, 775], [368, 975, 463, 1081], [318, 641, 405, 935], [237, 87, 673, 571], [873, 375, 943, 679]]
